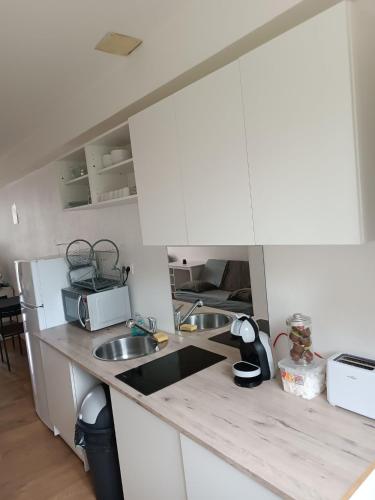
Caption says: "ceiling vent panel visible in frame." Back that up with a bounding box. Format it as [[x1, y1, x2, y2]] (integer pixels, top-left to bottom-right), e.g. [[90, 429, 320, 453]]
[[95, 32, 142, 56]]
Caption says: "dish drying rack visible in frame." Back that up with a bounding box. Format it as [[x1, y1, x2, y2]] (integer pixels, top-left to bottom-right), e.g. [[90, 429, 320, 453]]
[[65, 239, 123, 292]]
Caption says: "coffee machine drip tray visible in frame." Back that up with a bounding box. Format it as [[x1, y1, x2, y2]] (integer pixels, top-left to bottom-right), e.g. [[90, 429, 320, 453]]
[[116, 345, 226, 395]]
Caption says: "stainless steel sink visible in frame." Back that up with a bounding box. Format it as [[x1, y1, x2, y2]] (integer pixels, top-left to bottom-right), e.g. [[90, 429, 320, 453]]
[[180, 313, 232, 331], [93, 334, 166, 361]]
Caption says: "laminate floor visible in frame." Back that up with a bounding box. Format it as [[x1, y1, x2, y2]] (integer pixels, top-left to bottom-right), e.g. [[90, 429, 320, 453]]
[[0, 340, 95, 499]]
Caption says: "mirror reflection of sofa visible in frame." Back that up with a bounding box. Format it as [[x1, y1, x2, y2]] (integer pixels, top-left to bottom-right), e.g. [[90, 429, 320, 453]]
[[173, 259, 252, 315]]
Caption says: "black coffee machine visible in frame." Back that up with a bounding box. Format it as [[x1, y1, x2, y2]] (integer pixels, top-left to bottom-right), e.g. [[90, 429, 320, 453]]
[[231, 315, 274, 388]]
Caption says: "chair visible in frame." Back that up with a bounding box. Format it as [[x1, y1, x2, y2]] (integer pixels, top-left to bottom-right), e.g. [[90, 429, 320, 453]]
[[0, 301, 24, 372]]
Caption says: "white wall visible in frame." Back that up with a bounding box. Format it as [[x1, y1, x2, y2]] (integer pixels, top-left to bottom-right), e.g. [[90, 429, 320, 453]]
[[168, 246, 249, 263], [264, 245, 375, 360], [4, 167, 374, 358], [0, 165, 175, 332], [248, 246, 269, 321]]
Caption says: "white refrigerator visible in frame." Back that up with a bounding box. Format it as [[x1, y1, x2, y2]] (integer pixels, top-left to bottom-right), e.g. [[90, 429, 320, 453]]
[[15, 256, 69, 430]]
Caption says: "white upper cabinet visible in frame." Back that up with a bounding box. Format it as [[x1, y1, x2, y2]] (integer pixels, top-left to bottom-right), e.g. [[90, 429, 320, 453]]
[[129, 98, 188, 245], [174, 61, 254, 245], [240, 2, 368, 244], [130, 1, 375, 246], [130, 61, 254, 246]]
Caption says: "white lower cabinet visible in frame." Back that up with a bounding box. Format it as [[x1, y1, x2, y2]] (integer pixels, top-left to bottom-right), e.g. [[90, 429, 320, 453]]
[[26, 333, 53, 430], [40, 342, 98, 463], [110, 387, 187, 500], [110, 387, 280, 500], [180, 435, 280, 500]]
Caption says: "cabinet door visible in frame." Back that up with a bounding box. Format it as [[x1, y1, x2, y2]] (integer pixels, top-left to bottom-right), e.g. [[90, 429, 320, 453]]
[[240, 3, 361, 244], [181, 435, 280, 500], [110, 388, 187, 500], [26, 333, 53, 430], [129, 98, 188, 245], [40, 343, 77, 451], [70, 362, 99, 414], [175, 61, 255, 245]]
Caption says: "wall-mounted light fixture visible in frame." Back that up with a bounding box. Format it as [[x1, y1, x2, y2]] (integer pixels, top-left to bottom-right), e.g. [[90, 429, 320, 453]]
[[11, 203, 19, 224]]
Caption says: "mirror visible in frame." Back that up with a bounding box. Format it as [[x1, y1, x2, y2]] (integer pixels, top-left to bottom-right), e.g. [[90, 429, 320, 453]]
[[166, 245, 269, 332]]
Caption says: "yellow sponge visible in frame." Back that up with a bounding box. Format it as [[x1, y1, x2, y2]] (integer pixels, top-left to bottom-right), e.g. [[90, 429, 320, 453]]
[[179, 324, 198, 332], [153, 332, 169, 343]]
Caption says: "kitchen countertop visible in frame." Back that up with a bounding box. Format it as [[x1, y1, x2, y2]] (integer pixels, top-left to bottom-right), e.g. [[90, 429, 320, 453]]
[[34, 304, 375, 500]]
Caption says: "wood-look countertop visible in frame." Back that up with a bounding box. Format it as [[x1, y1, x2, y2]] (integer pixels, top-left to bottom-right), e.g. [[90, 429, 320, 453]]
[[34, 304, 375, 500]]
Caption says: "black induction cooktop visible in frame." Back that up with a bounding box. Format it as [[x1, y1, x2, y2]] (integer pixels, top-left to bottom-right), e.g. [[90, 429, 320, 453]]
[[115, 345, 226, 395]]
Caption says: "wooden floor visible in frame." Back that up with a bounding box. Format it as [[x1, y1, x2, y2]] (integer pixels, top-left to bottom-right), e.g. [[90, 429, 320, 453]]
[[0, 340, 95, 499]]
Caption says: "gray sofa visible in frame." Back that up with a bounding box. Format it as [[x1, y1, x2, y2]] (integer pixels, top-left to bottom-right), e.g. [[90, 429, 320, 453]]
[[174, 259, 253, 315]]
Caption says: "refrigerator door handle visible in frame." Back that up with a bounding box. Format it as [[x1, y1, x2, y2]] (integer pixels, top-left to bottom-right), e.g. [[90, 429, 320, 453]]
[[77, 295, 86, 328], [20, 301, 44, 310]]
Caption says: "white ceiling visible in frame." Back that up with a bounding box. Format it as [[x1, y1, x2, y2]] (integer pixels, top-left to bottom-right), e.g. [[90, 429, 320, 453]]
[[0, 0, 310, 187], [0, 0, 174, 157]]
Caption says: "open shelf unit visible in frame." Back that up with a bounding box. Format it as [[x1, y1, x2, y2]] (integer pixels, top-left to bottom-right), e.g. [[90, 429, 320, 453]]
[[97, 158, 134, 176], [56, 121, 137, 211], [92, 194, 138, 209], [63, 194, 138, 212], [58, 149, 91, 209], [65, 173, 89, 185]]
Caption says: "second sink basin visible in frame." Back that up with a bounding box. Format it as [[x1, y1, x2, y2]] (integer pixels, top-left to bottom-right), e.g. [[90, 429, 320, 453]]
[[94, 334, 166, 361], [181, 312, 232, 331]]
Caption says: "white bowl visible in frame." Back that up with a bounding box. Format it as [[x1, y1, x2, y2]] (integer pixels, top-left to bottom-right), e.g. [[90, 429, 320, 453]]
[[111, 149, 130, 163], [102, 154, 112, 167]]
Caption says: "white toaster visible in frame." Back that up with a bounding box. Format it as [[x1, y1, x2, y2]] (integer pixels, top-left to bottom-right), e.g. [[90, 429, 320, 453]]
[[327, 353, 375, 419]]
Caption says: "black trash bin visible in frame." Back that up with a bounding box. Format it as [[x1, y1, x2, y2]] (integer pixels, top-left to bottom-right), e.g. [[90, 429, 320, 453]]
[[75, 384, 124, 500]]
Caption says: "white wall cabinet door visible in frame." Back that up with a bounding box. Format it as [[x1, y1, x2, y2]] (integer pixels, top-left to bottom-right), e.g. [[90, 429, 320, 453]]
[[175, 61, 255, 245], [110, 388, 187, 500], [181, 435, 280, 500], [129, 98, 188, 245], [240, 3, 361, 244]]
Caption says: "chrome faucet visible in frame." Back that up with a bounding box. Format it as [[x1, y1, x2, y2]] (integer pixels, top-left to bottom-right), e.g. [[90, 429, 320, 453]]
[[126, 316, 157, 336], [173, 303, 183, 329], [177, 299, 204, 329]]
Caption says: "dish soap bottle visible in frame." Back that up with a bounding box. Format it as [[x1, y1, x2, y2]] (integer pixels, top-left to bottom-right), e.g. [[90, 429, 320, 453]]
[[130, 313, 146, 336]]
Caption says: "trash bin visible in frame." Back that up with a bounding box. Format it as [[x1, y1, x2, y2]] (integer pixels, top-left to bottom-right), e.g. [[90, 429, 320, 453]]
[[75, 384, 124, 500]]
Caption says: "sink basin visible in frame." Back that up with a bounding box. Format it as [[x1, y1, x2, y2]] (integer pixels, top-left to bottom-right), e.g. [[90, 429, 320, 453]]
[[181, 313, 232, 331], [93, 334, 166, 361]]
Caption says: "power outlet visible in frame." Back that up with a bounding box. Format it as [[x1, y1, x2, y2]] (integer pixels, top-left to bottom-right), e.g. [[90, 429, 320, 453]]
[[130, 264, 135, 275]]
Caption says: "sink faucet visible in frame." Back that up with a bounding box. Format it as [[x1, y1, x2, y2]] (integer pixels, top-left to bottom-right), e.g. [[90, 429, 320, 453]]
[[126, 317, 157, 336], [176, 300, 204, 329]]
